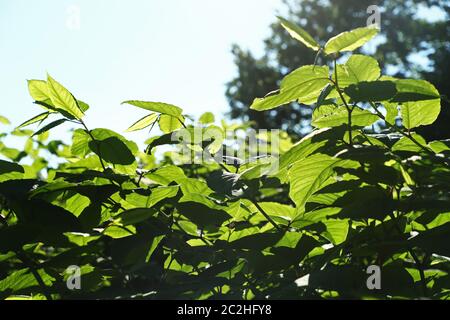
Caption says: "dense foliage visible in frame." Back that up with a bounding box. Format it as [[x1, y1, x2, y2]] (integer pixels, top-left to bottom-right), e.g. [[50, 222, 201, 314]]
[[0, 22, 449, 300], [226, 0, 450, 140]]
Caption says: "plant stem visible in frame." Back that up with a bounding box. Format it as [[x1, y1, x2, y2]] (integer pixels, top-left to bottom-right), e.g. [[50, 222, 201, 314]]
[[17, 251, 53, 300], [177, 117, 187, 129], [79, 119, 107, 171], [388, 187, 428, 297], [369, 102, 435, 155], [333, 58, 353, 146], [388, 212, 428, 297], [252, 201, 281, 231]]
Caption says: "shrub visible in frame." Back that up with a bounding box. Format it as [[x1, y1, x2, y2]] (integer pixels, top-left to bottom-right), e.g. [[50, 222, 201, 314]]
[[0, 21, 449, 300]]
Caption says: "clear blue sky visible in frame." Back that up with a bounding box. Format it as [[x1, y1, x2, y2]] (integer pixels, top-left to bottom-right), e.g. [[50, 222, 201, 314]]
[[0, 0, 283, 146]]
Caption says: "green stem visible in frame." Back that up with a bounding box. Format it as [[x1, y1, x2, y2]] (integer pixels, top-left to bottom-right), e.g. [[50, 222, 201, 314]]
[[177, 117, 187, 129], [369, 102, 435, 155], [79, 119, 107, 171], [388, 211, 428, 297], [333, 58, 353, 146], [252, 201, 281, 231], [389, 187, 428, 297], [17, 251, 53, 300]]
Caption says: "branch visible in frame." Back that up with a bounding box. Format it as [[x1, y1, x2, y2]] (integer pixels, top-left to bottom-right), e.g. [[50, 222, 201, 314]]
[[332, 58, 353, 146]]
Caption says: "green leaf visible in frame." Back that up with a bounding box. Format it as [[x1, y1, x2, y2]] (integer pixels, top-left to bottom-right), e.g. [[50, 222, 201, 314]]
[[103, 225, 136, 239], [147, 186, 179, 206], [64, 232, 100, 246], [122, 100, 183, 117], [71, 129, 91, 157], [392, 134, 426, 152], [322, 219, 349, 245], [118, 208, 157, 225], [345, 81, 397, 102], [324, 26, 379, 54], [410, 222, 450, 257], [0, 115, 10, 125], [277, 128, 337, 173], [384, 102, 399, 124], [89, 137, 134, 165], [146, 165, 186, 185], [27, 80, 50, 101], [145, 132, 180, 154], [198, 112, 215, 124], [401, 99, 441, 129], [316, 84, 334, 108], [32, 119, 66, 136], [288, 154, 356, 208], [392, 79, 441, 103], [278, 16, 320, 50], [17, 112, 50, 129], [0, 268, 55, 293], [145, 235, 165, 262], [89, 128, 138, 165], [0, 159, 24, 175], [177, 200, 230, 228], [332, 186, 394, 220], [46, 74, 84, 120], [312, 105, 378, 128], [126, 113, 159, 132], [158, 114, 184, 133], [205, 171, 241, 197], [257, 202, 297, 222], [334, 54, 380, 87], [250, 65, 330, 111], [77, 100, 90, 112], [429, 140, 450, 154]]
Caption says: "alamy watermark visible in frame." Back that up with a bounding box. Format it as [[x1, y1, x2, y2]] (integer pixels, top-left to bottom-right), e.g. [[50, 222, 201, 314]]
[[66, 265, 81, 290], [66, 5, 81, 31], [367, 5, 381, 29], [366, 265, 381, 290]]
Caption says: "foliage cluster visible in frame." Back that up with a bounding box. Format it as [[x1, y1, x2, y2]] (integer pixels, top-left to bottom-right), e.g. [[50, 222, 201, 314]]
[[0, 21, 449, 300]]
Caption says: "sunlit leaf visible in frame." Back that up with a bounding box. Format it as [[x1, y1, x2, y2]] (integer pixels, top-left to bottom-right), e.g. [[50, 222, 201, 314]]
[[250, 65, 330, 110], [278, 16, 320, 50], [46, 74, 84, 120], [122, 100, 183, 117], [126, 113, 159, 132], [324, 26, 379, 54]]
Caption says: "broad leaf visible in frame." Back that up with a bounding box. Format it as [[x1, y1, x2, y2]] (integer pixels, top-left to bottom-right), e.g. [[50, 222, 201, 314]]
[[17, 112, 50, 129], [345, 81, 397, 102], [312, 105, 378, 128], [27, 80, 50, 101], [392, 79, 441, 103], [324, 26, 379, 54], [199, 112, 215, 124], [88, 128, 138, 165], [278, 16, 320, 50], [159, 114, 184, 133], [126, 113, 159, 132], [288, 154, 357, 208], [334, 54, 380, 87], [46, 74, 84, 120], [118, 208, 157, 225], [122, 100, 183, 117], [250, 65, 330, 111], [32, 119, 66, 136]]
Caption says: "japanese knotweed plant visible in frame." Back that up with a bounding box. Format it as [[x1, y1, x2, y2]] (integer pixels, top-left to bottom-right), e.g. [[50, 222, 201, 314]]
[[0, 19, 449, 300]]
